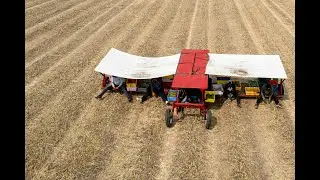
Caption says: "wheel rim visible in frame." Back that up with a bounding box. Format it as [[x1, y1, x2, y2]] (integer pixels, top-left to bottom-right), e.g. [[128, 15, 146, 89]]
[[169, 116, 173, 125], [205, 111, 211, 128]]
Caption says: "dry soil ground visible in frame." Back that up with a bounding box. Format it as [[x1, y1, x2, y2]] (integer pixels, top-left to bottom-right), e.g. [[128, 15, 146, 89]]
[[25, 0, 295, 179]]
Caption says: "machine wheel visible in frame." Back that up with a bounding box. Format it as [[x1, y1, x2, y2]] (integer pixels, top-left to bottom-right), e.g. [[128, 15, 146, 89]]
[[280, 84, 285, 96], [165, 109, 173, 128], [205, 110, 212, 129]]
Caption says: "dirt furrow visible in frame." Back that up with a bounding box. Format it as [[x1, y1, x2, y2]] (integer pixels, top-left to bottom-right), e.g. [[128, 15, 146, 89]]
[[25, 0, 295, 179], [25, 0, 114, 42], [206, 0, 294, 178], [259, 0, 294, 37], [165, 111, 209, 180], [265, 0, 294, 24], [187, 0, 209, 50], [185, 0, 199, 48], [25, 0, 134, 84], [25, 0, 115, 64], [110, 0, 170, 55], [128, 0, 184, 56], [246, 104, 295, 179], [25, 0, 148, 124], [31, 96, 126, 179], [142, 0, 210, 178], [215, 102, 269, 179], [97, 99, 166, 179], [270, 0, 294, 17], [155, 126, 179, 180], [231, 0, 265, 54], [26, 0, 164, 178], [157, 0, 197, 55], [26, 0, 56, 10], [207, 0, 242, 53], [26, 0, 88, 29], [26, 0, 55, 9]]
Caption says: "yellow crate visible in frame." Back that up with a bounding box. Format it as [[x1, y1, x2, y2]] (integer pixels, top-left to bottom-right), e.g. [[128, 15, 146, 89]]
[[163, 75, 174, 79], [245, 91, 260, 96], [126, 79, 137, 88], [245, 87, 260, 93], [205, 91, 215, 103], [246, 91, 256, 94], [216, 80, 228, 84]]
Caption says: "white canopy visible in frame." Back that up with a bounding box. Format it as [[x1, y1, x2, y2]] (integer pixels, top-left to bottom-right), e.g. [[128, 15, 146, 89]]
[[206, 54, 287, 79], [95, 48, 287, 79], [94, 48, 180, 79]]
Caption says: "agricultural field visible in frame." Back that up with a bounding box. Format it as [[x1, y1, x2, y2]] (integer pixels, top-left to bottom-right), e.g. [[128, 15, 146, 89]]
[[25, 0, 295, 179]]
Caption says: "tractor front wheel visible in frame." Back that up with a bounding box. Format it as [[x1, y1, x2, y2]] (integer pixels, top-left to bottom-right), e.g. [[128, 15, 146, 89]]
[[165, 109, 173, 128], [205, 110, 212, 129]]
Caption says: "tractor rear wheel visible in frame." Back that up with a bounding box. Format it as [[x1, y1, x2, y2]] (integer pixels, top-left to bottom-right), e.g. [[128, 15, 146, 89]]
[[205, 110, 212, 129], [165, 109, 173, 128]]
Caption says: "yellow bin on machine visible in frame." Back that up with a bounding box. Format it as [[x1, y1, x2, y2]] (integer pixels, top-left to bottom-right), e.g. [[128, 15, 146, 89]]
[[205, 91, 215, 103]]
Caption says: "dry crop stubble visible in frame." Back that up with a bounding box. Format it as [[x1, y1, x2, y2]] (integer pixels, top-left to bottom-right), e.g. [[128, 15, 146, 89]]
[[25, 0, 116, 62], [25, 0, 295, 179], [26, 0, 88, 29], [26, 0, 153, 177]]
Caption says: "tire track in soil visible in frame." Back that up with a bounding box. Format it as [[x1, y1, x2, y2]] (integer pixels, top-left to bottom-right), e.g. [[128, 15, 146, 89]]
[[185, 0, 199, 49], [207, 0, 247, 54], [233, 0, 295, 177], [26, 0, 165, 178], [222, 0, 260, 54], [31, 96, 127, 180], [128, 0, 184, 57], [246, 104, 295, 179], [26, 0, 88, 29], [154, 2, 208, 179], [25, 0, 113, 42], [25, 0, 147, 126], [95, 1, 190, 178], [157, 0, 197, 55], [265, 0, 294, 24], [25, 0, 129, 68], [231, 0, 265, 54], [166, 111, 211, 180], [205, 0, 294, 178], [215, 103, 269, 179], [269, 0, 294, 17], [186, 0, 208, 50], [155, 125, 179, 180], [204, 0, 261, 178], [97, 99, 167, 180], [166, 1, 268, 177], [25, 0, 134, 85], [101, 1, 184, 178], [259, 0, 294, 37], [25, 0, 115, 64], [111, 0, 173, 56], [143, 0, 208, 179], [26, 0, 56, 10]]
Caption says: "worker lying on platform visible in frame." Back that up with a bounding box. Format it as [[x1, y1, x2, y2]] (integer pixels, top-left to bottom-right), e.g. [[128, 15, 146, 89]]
[[151, 78, 168, 104], [224, 80, 241, 108], [95, 75, 133, 102], [255, 83, 282, 109], [140, 81, 152, 104]]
